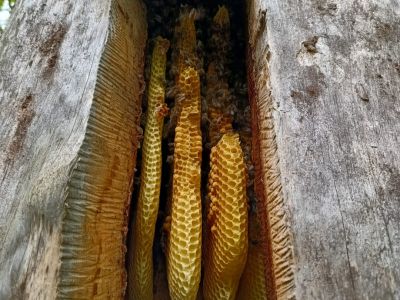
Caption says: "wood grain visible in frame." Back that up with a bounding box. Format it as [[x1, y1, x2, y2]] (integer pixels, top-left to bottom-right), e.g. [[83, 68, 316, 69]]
[[0, 0, 146, 298], [250, 0, 400, 298]]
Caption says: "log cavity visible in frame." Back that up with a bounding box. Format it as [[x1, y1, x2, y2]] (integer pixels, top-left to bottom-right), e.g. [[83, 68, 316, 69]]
[[127, 0, 295, 299]]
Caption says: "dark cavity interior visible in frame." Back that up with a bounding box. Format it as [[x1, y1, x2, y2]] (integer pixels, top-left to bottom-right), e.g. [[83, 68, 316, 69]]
[[126, 0, 260, 298]]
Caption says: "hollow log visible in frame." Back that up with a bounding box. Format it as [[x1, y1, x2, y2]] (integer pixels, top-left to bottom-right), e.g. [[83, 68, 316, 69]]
[[0, 0, 399, 299]]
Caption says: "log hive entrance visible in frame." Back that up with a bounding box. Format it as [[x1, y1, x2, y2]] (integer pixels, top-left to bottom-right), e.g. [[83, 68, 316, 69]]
[[126, 0, 294, 299]]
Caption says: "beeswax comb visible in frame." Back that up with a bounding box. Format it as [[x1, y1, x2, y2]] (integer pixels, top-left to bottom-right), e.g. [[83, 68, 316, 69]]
[[203, 132, 248, 300], [166, 67, 202, 300], [127, 36, 169, 300]]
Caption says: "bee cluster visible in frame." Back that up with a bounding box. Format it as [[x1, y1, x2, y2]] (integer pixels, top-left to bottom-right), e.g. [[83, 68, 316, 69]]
[[128, 1, 268, 299]]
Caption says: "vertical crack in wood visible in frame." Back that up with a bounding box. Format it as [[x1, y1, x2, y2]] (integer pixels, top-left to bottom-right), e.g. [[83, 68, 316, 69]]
[[58, 1, 146, 298], [248, 2, 295, 299]]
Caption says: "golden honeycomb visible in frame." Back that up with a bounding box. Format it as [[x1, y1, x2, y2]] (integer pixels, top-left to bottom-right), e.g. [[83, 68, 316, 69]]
[[127, 36, 170, 300], [166, 8, 201, 141], [166, 67, 202, 300], [203, 132, 248, 300]]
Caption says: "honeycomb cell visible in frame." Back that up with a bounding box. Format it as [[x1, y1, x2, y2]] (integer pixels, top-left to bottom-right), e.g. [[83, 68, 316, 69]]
[[203, 132, 248, 300], [127, 36, 169, 300], [166, 67, 202, 300]]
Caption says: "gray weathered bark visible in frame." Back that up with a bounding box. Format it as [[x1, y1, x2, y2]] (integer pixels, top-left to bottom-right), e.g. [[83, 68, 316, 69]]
[[0, 0, 146, 298], [249, 0, 400, 299]]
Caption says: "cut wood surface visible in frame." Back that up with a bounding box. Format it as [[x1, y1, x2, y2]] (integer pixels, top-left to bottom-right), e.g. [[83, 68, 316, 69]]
[[250, 0, 400, 299], [0, 0, 146, 298]]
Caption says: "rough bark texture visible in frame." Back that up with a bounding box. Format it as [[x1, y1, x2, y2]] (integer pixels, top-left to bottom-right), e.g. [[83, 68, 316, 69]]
[[250, 0, 400, 299], [0, 0, 146, 299]]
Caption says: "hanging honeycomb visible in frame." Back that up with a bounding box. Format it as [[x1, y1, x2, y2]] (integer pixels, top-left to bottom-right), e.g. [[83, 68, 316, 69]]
[[172, 9, 199, 78], [203, 132, 248, 300], [166, 67, 202, 300], [127, 36, 169, 300], [165, 8, 202, 138]]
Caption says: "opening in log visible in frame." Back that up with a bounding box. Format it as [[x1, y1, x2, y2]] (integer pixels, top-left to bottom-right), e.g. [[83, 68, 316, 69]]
[[125, 1, 295, 299]]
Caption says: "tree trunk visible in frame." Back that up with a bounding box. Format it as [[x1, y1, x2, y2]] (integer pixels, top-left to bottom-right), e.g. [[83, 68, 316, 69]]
[[0, 0, 146, 298], [0, 0, 399, 299], [249, 0, 400, 299]]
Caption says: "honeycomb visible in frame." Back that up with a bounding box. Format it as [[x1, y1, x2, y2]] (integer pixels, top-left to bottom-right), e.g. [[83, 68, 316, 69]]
[[166, 8, 201, 141], [173, 10, 198, 77], [127, 36, 170, 300], [203, 132, 248, 300], [237, 210, 268, 300], [166, 67, 202, 300]]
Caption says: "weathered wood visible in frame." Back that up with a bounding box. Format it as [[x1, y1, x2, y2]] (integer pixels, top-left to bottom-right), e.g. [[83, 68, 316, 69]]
[[249, 0, 400, 298], [0, 0, 146, 299], [1, 0, 399, 298]]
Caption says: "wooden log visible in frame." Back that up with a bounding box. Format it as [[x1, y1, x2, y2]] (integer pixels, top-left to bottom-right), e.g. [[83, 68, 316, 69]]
[[1, 0, 399, 299], [249, 0, 400, 299], [0, 0, 147, 298]]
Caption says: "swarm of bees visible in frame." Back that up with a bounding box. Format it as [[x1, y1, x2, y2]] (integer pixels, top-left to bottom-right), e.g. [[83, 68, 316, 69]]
[[128, 2, 268, 299]]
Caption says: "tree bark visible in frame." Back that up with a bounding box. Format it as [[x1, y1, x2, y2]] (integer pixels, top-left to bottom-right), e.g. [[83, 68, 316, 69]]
[[249, 0, 400, 299], [0, 0, 146, 299]]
